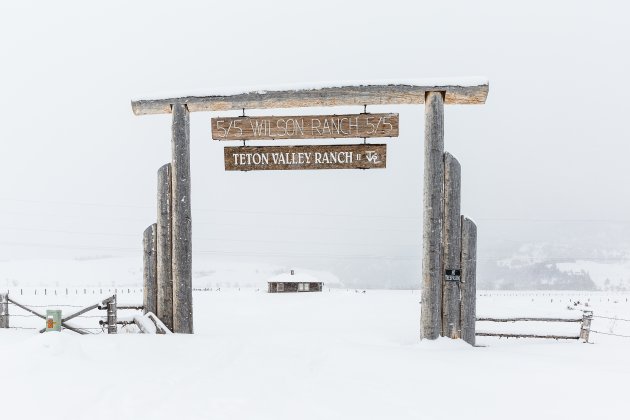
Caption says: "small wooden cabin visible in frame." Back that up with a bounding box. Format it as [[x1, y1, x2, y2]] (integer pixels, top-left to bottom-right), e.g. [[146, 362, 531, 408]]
[[267, 271, 323, 293]]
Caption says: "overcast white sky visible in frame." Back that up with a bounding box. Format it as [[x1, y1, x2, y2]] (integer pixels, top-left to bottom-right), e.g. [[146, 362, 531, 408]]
[[0, 1, 628, 285]]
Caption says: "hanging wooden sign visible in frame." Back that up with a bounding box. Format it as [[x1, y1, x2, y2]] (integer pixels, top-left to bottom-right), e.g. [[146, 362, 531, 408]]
[[212, 113, 398, 141], [224, 144, 386, 171]]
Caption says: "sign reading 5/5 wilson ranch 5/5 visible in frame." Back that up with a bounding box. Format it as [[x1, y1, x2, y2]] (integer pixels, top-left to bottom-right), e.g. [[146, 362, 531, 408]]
[[212, 113, 398, 141]]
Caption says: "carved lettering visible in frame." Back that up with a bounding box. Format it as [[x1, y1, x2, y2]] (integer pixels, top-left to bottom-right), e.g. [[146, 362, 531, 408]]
[[212, 114, 398, 141], [224, 145, 386, 171]]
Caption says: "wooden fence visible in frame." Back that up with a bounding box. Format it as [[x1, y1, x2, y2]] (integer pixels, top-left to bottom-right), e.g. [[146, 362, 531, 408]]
[[476, 311, 593, 342]]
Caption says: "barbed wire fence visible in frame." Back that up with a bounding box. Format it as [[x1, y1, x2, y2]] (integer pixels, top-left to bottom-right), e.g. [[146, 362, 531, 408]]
[[3, 301, 106, 332], [476, 312, 630, 341], [2, 287, 143, 297], [4, 289, 630, 339], [0, 292, 137, 334], [590, 314, 630, 339]]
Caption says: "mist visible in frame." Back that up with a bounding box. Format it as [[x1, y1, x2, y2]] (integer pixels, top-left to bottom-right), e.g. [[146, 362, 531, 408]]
[[1, 0, 629, 289]]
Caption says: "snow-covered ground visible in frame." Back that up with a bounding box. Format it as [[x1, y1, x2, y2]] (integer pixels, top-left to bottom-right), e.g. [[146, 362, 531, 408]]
[[1, 289, 629, 420]]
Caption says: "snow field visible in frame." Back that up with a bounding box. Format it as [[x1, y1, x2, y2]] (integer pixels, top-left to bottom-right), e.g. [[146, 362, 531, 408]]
[[1, 289, 629, 420]]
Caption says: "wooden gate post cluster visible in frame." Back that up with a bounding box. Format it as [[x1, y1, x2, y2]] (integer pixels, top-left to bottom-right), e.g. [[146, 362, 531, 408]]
[[142, 104, 193, 334], [420, 91, 478, 345], [132, 80, 488, 340]]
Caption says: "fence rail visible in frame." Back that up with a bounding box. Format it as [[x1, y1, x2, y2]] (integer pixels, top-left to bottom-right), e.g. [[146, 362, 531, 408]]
[[476, 311, 593, 342], [476, 317, 582, 323], [476, 332, 580, 340]]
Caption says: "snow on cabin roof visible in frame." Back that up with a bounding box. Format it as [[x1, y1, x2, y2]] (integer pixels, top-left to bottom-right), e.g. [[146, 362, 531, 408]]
[[267, 272, 320, 284], [131, 77, 488, 102]]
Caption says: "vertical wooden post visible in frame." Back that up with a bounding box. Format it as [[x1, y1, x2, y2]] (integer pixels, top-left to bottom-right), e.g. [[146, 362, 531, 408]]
[[107, 295, 117, 334], [421, 91, 445, 340], [157, 163, 174, 331], [171, 103, 193, 334], [460, 216, 477, 346], [143, 223, 158, 315], [442, 153, 462, 338], [0, 293, 8, 328], [580, 310, 593, 343]]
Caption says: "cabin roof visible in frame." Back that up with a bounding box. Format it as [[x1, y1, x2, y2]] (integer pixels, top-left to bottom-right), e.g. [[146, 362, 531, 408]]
[[267, 272, 320, 284]]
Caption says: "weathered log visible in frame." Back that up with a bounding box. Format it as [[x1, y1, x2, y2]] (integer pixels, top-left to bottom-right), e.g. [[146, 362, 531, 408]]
[[131, 82, 489, 115], [0, 293, 8, 328], [157, 163, 174, 331], [143, 224, 158, 316], [145, 312, 173, 334], [477, 317, 582, 323], [442, 153, 462, 338], [7, 296, 45, 319], [476, 332, 579, 340], [460, 217, 477, 346], [171, 103, 193, 334], [420, 92, 444, 340]]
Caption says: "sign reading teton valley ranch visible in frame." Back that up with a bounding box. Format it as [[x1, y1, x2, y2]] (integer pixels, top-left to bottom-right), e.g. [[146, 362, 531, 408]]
[[212, 113, 398, 141], [224, 144, 386, 171]]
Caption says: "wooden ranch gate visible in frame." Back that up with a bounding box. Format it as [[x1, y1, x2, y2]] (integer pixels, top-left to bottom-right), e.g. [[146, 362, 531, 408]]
[[131, 80, 489, 343]]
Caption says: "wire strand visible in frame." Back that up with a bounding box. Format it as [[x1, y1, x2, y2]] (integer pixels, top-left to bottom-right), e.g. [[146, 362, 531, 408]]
[[592, 315, 630, 322], [8, 302, 85, 308], [590, 330, 630, 338]]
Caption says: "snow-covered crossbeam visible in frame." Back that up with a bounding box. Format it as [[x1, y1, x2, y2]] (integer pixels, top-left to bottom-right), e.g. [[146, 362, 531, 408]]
[[130, 78, 489, 115]]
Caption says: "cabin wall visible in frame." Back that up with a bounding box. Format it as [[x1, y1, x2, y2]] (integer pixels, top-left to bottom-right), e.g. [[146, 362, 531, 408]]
[[309, 282, 323, 292], [267, 282, 323, 293]]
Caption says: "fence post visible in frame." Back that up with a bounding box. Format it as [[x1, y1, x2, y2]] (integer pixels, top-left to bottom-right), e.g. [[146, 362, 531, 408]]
[[143, 223, 158, 315], [420, 91, 445, 340], [171, 102, 193, 334], [157, 163, 174, 331], [0, 293, 8, 328], [442, 152, 462, 338], [460, 216, 477, 346], [107, 295, 117, 334], [580, 311, 593, 343]]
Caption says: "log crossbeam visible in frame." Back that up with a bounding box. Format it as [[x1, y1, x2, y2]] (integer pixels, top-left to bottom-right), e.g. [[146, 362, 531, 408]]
[[131, 82, 489, 115]]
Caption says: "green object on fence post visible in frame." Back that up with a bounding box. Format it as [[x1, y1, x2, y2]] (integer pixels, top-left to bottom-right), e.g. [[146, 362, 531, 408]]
[[46, 310, 62, 332]]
